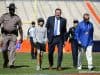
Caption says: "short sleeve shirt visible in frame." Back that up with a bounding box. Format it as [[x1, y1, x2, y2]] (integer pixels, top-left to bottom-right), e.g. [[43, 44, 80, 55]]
[[0, 13, 22, 32]]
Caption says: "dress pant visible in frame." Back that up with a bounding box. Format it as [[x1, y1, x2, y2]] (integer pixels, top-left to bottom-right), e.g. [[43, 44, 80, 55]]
[[71, 39, 78, 67], [48, 36, 63, 67]]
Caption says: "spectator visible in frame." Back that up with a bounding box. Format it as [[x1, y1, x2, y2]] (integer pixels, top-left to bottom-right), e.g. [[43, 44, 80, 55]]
[[67, 20, 79, 68], [35, 18, 47, 71], [27, 21, 37, 59]]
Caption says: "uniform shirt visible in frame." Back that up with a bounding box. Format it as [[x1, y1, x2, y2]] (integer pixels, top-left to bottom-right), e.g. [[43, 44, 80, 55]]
[[0, 13, 22, 32], [75, 20, 94, 47], [35, 26, 47, 44]]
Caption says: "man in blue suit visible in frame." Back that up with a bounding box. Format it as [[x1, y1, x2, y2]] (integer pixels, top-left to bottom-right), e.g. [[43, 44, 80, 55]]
[[75, 13, 94, 71], [46, 8, 67, 70]]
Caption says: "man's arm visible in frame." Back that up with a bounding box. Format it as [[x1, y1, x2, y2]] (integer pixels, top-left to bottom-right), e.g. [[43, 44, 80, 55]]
[[45, 17, 51, 43], [44, 28, 47, 44], [27, 27, 31, 39], [66, 27, 72, 42], [63, 19, 67, 41], [18, 18, 23, 43], [27, 28, 30, 36], [46, 17, 50, 29], [0, 15, 4, 47]]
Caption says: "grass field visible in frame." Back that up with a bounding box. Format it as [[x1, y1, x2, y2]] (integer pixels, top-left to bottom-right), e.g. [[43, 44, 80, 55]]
[[0, 52, 100, 75]]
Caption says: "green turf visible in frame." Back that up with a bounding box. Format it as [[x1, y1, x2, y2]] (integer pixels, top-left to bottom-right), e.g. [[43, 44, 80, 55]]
[[0, 52, 100, 75]]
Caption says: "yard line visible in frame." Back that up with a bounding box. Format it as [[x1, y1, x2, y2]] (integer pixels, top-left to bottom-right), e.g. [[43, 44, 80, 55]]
[[79, 71, 100, 73]]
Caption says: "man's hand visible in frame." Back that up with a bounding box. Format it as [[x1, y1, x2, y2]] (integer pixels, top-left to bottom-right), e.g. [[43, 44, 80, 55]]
[[63, 42, 66, 47], [19, 37, 23, 43], [0, 40, 3, 48], [78, 41, 82, 47], [78, 41, 81, 44]]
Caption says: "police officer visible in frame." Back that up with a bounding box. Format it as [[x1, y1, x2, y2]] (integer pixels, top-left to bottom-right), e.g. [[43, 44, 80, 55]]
[[0, 3, 23, 68]]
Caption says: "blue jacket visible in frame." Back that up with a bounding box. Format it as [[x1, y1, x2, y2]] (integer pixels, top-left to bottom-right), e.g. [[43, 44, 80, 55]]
[[75, 20, 94, 48]]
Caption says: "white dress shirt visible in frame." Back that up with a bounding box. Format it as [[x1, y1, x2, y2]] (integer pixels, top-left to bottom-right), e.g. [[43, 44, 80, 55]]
[[54, 17, 60, 36]]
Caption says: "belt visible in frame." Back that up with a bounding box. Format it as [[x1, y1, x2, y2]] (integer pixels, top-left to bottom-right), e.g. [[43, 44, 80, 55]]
[[3, 30, 18, 36], [53, 35, 61, 38]]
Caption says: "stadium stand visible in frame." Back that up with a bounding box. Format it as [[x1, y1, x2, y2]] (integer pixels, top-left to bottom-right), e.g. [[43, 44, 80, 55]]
[[91, 0, 100, 16], [0, 0, 100, 52]]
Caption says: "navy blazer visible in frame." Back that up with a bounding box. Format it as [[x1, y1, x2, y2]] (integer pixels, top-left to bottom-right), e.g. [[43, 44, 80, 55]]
[[46, 16, 67, 44]]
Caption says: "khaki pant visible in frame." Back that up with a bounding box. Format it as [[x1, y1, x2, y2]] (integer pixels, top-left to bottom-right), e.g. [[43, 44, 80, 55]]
[[2, 34, 17, 66], [0, 34, 3, 48]]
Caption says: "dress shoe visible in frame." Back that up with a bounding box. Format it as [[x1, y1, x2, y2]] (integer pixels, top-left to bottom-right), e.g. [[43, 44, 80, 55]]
[[3, 61, 8, 68], [48, 66, 53, 70], [3, 64, 8, 68], [73, 65, 77, 68]]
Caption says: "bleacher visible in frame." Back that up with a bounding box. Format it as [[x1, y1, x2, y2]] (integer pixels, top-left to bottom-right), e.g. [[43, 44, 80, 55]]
[[0, 0, 100, 40]]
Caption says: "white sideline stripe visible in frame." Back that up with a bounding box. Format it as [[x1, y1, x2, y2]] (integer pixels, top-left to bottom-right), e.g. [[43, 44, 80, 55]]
[[79, 71, 100, 73]]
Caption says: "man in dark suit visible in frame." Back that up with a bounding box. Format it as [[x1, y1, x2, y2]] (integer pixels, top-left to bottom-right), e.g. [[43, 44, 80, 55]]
[[46, 8, 67, 70]]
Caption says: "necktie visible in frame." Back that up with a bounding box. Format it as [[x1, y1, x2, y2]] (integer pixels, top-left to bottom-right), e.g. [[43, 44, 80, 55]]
[[54, 19, 58, 35]]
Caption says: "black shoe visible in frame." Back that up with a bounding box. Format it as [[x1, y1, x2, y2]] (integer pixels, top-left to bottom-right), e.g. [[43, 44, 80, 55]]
[[3, 64, 8, 68], [34, 56, 37, 59], [3, 61, 8, 68], [9, 65, 16, 69], [32, 55, 37, 59], [73, 65, 77, 68]]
